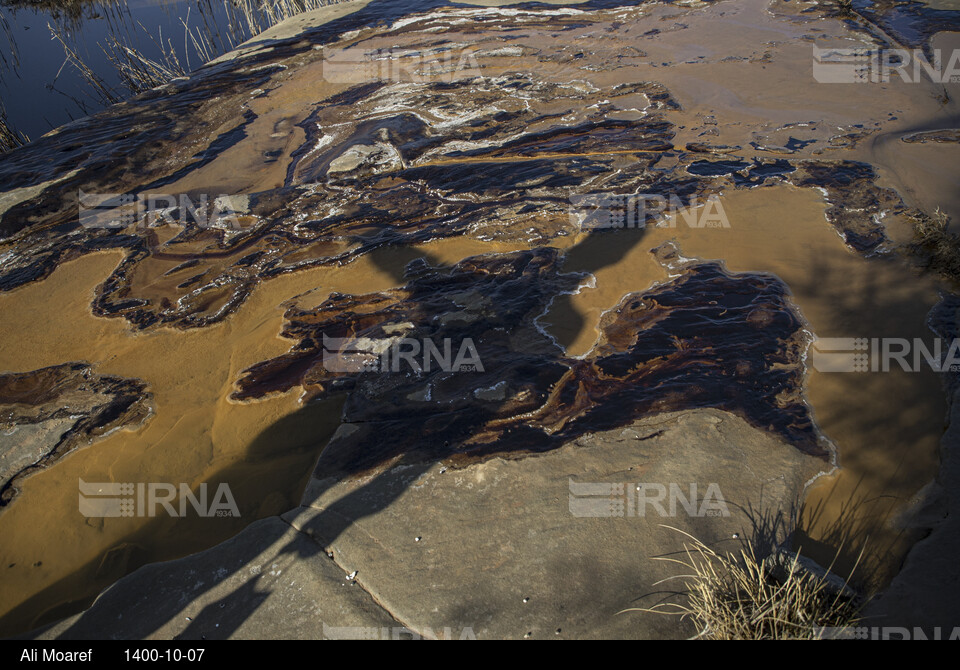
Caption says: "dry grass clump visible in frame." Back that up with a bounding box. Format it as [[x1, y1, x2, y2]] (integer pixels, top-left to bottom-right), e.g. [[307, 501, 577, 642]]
[[911, 208, 960, 281], [626, 527, 865, 640], [101, 32, 189, 96]]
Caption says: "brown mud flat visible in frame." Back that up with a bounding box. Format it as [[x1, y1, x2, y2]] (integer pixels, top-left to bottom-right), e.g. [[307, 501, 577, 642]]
[[0, 0, 958, 637]]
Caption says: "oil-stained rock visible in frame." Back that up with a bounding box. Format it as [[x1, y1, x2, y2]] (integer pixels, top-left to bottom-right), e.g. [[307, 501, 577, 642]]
[[234, 243, 827, 482], [0, 363, 152, 506]]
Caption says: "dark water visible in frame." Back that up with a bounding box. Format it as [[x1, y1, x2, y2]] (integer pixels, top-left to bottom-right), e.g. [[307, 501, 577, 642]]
[[853, 0, 960, 52], [0, 0, 240, 140]]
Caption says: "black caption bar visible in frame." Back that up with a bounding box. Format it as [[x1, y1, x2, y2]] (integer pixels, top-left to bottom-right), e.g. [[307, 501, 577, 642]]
[[9, 642, 216, 664], [8, 640, 433, 665], [5, 638, 459, 664]]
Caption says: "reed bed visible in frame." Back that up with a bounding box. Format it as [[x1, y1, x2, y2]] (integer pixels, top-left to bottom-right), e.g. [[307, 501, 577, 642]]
[[4, 0, 351, 145], [49, 0, 348, 99]]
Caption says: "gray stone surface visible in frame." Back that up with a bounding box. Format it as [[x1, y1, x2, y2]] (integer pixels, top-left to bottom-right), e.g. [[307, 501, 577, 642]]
[[33, 518, 399, 640], [28, 408, 828, 640], [0, 419, 73, 489], [285, 408, 826, 639], [0, 364, 152, 506]]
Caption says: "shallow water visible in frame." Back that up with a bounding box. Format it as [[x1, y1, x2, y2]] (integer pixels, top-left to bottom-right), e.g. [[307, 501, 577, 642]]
[[0, 0, 251, 139]]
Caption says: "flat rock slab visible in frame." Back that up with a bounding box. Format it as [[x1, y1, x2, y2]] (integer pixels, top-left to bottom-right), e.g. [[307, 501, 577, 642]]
[[285, 407, 826, 639], [30, 408, 827, 639], [32, 517, 398, 640]]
